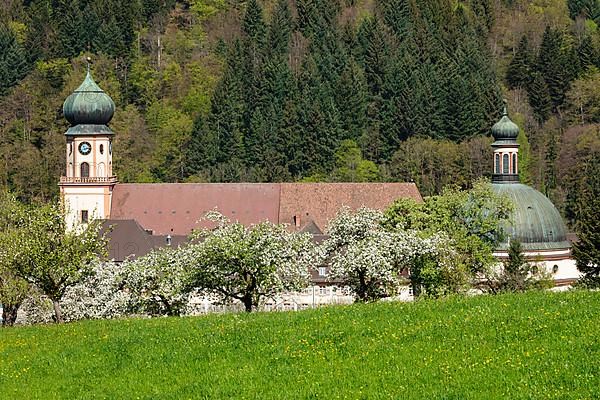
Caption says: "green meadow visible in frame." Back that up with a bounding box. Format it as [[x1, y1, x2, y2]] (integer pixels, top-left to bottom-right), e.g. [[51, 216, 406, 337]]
[[1, 290, 598, 399]]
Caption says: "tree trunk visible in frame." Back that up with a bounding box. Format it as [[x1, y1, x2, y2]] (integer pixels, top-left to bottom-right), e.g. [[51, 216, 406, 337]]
[[2, 303, 20, 327], [242, 295, 253, 312], [52, 300, 64, 323]]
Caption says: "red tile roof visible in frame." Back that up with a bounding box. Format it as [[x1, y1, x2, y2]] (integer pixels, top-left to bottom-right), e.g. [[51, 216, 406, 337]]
[[110, 182, 422, 236], [279, 183, 422, 233]]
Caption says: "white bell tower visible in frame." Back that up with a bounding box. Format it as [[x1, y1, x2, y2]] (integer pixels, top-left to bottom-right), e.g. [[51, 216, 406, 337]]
[[59, 60, 117, 228]]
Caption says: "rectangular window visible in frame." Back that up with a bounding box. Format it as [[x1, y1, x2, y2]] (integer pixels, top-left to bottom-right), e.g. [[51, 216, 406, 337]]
[[318, 267, 327, 277], [81, 210, 89, 223]]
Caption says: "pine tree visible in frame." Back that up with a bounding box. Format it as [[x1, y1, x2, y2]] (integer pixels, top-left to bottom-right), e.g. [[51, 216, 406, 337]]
[[499, 239, 530, 292], [528, 73, 552, 124], [537, 26, 570, 110], [572, 153, 600, 287], [567, 0, 597, 20], [544, 133, 558, 196], [55, 0, 86, 58], [357, 17, 389, 96], [267, 0, 292, 58], [0, 24, 28, 95], [243, 0, 267, 44], [208, 41, 245, 164], [335, 60, 368, 141], [93, 16, 126, 57], [578, 35, 595, 72], [506, 35, 533, 89]]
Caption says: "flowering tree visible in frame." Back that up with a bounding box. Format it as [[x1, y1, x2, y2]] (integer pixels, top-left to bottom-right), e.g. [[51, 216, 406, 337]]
[[384, 179, 513, 287], [0, 192, 30, 326], [325, 207, 467, 301], [121, 246, 191, 316], [5, 201, 106, 323], [185, 212, 315, 312], [60, 261, 132, 321]]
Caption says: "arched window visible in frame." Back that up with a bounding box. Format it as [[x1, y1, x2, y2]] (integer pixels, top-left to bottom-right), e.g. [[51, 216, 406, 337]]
[[502, 154, 509, 174], [495, 154, 500, 174], [81, 162, 89, 178], [100, 144, 104, 154], [512, 154, 517, 174]]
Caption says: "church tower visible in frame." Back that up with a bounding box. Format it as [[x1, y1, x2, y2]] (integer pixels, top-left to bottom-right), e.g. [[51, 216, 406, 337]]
[[59, 60, 116, 228]]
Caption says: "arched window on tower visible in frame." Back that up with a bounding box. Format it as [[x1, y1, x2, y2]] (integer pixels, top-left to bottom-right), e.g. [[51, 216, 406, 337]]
[[495, 154, 500, 174], [512, 154, 517, 174], [502, 154, 509, 174], [81, 162, 90, 178]]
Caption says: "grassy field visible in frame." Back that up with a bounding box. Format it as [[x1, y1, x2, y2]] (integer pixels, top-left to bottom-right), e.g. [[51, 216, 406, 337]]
[[1, 290, 599, 399]]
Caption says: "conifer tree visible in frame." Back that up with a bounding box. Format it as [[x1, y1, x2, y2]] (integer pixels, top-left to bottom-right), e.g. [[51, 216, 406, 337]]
[[55, 0, 86, 58], [335, 60, 368, 141], [572, 153, 600, 287], [93, 17, 126, 57], [507, 35, 533, 89], [544, 133, 558, 196], [577, 35, 595, 72], [357, 17, 389, 96], [528, 73, 552, 124], [567, 0, 598, 20], [267, 0, 293, 58], [0, 24, 28, 95], [537, 26, 570, 110], [498, 239, 530, 292], [208, 41, 245, 164]]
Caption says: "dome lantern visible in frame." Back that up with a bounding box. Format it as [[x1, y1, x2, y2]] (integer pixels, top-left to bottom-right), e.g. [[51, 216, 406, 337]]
[[491, 101, 520, 184]]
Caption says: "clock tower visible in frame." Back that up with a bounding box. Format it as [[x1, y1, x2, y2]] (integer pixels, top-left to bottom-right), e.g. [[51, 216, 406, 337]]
[[59, 61, 117, 228]]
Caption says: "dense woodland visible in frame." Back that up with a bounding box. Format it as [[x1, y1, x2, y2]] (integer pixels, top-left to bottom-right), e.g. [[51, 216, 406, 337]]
[[1, 0, 599, 230]]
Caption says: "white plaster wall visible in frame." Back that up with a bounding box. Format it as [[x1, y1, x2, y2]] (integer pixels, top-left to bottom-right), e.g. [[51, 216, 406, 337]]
[[493, 248, 581, 283], [62, 187, 109, 229]]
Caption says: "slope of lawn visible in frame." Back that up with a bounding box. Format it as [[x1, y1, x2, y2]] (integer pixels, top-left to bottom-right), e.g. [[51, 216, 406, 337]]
[[0, 290, 599, 399]]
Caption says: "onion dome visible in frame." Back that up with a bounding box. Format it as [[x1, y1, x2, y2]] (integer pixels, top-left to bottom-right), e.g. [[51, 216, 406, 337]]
[[63, 65, 115, 127], [492, 183, 570, 251], [491, 102, 519, 141]]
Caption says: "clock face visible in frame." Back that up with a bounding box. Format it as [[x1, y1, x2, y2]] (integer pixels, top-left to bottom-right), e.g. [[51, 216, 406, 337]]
[[79, 142, 92, 155]]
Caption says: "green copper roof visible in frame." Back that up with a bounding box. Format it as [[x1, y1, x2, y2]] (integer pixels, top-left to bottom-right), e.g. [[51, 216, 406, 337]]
[[63, 68, 115, 128], [65, 124, 114, 136], [491, 104, 519, 141], [492, 183, 570, 251]]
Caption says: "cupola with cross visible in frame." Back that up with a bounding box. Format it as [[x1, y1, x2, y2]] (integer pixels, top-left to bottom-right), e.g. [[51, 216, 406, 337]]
[[59, 58, 117, 228]]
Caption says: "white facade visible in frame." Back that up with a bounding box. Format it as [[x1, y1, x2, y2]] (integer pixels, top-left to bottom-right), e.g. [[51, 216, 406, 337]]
[[492, 248, 581, 285]]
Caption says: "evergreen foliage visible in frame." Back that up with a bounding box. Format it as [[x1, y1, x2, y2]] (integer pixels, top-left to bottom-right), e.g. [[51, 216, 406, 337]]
[[573, 153, 600, 287], [0, 0, 598, 239], [506, 35, 533, 90], [0, 24, 28, 95]]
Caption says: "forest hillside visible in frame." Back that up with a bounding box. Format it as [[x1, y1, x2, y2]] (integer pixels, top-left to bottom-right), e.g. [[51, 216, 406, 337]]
[[1, 0, 599, 229]]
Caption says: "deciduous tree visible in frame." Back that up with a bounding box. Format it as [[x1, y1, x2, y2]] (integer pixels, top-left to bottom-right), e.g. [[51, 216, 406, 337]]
[[185, 212, 315, 312], [4, 201, 106, 323]]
